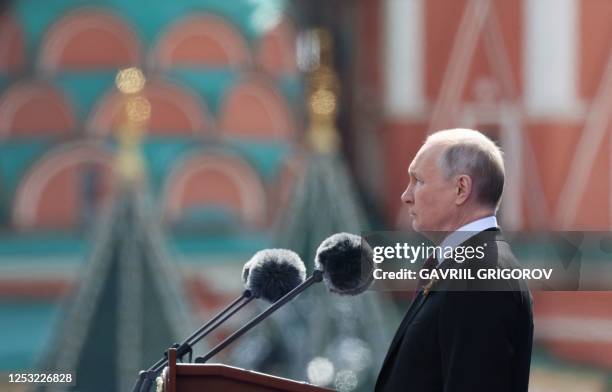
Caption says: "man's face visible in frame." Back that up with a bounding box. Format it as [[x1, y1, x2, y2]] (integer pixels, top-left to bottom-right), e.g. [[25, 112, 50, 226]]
[[401, 144, 458, 232]]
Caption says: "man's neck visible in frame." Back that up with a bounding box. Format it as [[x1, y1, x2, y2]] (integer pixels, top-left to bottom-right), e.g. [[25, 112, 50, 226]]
[[426, 210, 497, 245], [449, 210, 496, 233]]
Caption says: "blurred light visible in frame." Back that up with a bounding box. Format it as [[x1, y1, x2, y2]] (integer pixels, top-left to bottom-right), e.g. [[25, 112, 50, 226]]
[[249, 0, 284, 33], [126, 96, 151, 123], [297, 30, 320, 72], [334, 369, 358, 392], [309, 89, 336, 116], [307, 356, 334, 386], [115, 67, 146, 94], [336, 337, 371, 371]]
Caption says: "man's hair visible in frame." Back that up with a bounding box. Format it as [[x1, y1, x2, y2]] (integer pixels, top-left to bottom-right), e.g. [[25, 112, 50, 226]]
[[425, 128, 505, 209]]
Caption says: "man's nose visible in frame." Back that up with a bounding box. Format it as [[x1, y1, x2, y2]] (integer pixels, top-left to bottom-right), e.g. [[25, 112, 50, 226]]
[[401, 186, 413, 204]]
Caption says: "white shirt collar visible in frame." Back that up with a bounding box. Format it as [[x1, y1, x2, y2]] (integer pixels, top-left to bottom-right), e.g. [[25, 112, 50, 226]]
[[436, 215, 498, 264]]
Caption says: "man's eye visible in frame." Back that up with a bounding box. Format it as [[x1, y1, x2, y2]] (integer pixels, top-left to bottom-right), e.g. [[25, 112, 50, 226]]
[[415, 178, 423, 184]]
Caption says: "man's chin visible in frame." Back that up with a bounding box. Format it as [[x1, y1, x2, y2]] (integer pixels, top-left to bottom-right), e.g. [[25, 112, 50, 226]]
[[411, 221, 423, 233], [412, 222, 440, 242]]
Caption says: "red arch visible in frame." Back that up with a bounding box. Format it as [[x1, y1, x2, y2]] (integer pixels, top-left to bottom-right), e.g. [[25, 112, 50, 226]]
[[88, 78, 212, 136], [163, 151, 267, 228], [219, 75, 296, 139], [152, 14, 250, 68], [0, 13, 25, 73], [256, 17, 298, 75], [0, 81, 76, 138], [39, 8, 141, 72], [13, 142, 115, 230]]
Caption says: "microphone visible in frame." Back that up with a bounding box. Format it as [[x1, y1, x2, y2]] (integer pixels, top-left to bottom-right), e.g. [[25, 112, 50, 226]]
[[184, 248, 305, 347], [246, 248, 307, 302], [315, 232, 375, 295], [131, 249, 305, 392], [195, 233, 374, 364]]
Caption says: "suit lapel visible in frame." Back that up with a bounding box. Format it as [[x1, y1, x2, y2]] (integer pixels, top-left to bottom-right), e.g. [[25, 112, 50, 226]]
[[406, 289, 432, 319], [378, 290, 433, 379]]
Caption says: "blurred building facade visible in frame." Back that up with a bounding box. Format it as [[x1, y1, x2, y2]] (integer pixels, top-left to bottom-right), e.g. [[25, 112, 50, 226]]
[[340, 0, 611, 232], [0, 1, 308, 390]]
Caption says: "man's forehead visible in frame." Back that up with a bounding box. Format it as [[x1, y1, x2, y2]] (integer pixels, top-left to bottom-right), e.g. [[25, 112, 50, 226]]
[[408, 146, 427, 171], [408, 161, 418, 175], [408, 144, 442, 174]]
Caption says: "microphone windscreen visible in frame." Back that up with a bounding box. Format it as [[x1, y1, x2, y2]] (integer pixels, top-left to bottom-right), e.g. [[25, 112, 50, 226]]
[[246, 249, 306, 303], [314, 233, 374, 295], [242, 258, 253, 285]]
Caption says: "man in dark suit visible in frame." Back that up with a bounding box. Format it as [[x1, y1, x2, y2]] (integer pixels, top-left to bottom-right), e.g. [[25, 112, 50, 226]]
[[375, 129, 533, 392]]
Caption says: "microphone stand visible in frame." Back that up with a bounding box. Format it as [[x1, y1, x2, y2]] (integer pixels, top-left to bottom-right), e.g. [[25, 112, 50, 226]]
[[131, 290, 254, 392], [195, 270, 324, 363]]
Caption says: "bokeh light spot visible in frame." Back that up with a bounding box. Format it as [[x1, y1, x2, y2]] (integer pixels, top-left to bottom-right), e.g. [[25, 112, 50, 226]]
[[115, 67, 146, 94], [307, 356, 334, 386]]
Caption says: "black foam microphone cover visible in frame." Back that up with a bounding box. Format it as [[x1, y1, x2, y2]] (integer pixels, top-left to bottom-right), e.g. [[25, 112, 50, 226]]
[[314, 233, 374, 295], [246, 249, 306, 303]]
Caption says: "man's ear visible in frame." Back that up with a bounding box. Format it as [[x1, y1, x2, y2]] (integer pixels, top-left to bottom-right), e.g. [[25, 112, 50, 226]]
[[455, 174, 472, 205]]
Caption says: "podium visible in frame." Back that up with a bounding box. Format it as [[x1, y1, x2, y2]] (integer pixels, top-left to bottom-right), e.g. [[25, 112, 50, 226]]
[[160, 348, 335, 392]]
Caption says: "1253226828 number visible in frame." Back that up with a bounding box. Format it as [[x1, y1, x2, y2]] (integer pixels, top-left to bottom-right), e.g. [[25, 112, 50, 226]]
[[8, 373, 74, 384]]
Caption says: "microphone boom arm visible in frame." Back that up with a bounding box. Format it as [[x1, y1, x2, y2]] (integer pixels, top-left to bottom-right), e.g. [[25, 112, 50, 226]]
[[131, 290, 253, 392], [195, 270, 324, 363]]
